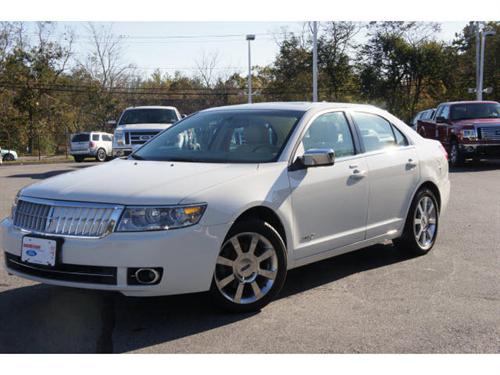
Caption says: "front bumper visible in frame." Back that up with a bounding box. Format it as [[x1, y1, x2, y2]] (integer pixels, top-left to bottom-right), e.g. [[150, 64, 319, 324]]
[[459, 143, 500, 158], [112, 147, 132, 157], [0, 218, 228, 297]]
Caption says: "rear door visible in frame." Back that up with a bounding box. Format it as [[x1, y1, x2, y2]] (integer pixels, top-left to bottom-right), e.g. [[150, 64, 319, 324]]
[[349, 111, 420, 239], [71, 133, 90, 151]]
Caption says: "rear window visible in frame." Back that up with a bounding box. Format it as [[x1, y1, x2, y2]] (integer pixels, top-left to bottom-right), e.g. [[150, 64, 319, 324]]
[[72, 134, 90, 142]]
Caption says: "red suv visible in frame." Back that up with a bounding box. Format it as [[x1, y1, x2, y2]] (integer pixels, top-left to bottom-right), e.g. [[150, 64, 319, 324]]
[[417, 101, 500, 166]]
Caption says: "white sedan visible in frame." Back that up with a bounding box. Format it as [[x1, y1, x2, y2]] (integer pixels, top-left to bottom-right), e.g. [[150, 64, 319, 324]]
[[0, 102, 450, 312]]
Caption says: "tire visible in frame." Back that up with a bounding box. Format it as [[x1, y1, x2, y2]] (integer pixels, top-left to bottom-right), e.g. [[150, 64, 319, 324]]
[[95, 148, 107, 162], [449, 140, 464, 167], [73, 155, 84, 163], [394, 188, 439, 256], [210, 220, 287, 313], [3, 153, 15, 162]]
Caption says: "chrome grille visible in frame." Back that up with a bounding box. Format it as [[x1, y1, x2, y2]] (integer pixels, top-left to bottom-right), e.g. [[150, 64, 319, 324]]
[[128, 131, 159, 145], [479, 127, 500, 141], [14, 198, 124, 238]]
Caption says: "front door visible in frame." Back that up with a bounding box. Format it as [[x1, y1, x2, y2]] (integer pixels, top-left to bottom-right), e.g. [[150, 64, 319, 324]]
[[288, 111, 369, 259]]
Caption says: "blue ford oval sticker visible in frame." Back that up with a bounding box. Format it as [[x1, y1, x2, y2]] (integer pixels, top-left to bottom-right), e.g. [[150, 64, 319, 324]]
[[26, 250, 37, 257]]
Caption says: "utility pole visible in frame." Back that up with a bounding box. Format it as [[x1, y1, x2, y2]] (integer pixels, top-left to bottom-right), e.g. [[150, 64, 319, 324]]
[[478, 28, 496, 101], [475, 22, 481, 100], [246, 34, 255, 104], [312, 21, 318, 102]]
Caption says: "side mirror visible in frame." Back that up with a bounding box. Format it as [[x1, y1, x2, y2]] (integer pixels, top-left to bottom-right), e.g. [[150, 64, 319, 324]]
[[299, 148, 335, 168], [181, 114, 187, 118], [435, 116, 447, 124]]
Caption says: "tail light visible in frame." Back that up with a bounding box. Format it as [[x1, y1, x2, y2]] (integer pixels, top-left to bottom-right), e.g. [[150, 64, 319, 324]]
[[89, 141, 96, 148], [438, 143, 448, 160]]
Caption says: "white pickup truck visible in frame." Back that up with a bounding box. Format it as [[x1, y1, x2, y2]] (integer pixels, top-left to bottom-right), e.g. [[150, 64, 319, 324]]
[[112, 106, 182, 157]]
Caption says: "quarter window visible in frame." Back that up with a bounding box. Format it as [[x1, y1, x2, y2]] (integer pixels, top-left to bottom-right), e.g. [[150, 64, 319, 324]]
[[301, 112, 355, 157], [392, 125, 408, 146], [92, 134, 100, 141]]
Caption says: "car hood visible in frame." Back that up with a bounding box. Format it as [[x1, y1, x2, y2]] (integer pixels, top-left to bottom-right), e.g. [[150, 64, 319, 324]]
[[115, 123, 174, 132], [21, 159, 258, 205]]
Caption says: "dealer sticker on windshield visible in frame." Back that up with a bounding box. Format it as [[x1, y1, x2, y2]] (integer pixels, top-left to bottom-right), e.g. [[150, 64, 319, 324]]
[[21, 236, 57, 267]]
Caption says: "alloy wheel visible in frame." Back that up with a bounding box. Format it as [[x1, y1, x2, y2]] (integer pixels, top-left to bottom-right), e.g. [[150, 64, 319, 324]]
[[450, 144, 458, 164], [214, 232, 278, 304], [97, 149, 106, 162], [413, 196, 437, 250]]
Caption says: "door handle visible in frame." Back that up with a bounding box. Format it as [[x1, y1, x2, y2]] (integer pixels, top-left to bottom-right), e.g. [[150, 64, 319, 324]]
[[351, 169, 367, 178], [406, 158, 418, 169]]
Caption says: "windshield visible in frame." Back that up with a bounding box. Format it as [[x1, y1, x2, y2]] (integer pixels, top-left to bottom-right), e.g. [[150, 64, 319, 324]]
[[71, 134, 90, 142], [118, 108, 179, 125], [132, 109, 305, 163], [450, 103, 500, 121]]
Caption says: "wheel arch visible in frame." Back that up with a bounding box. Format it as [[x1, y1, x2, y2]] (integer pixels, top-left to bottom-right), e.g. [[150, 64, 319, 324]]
[[230, 205, 288, 251], [411, 180, 442, 211]]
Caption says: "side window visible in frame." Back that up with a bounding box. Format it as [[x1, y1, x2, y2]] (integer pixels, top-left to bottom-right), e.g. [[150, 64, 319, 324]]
[[434, 106, 443, 120], [92, 134, 100, 141], [102, 135, 112, 142], [392, 125, 408, 146], [302, 112, 354, 157], [351, 112, 397, 152], [440, 106, 450, 120]]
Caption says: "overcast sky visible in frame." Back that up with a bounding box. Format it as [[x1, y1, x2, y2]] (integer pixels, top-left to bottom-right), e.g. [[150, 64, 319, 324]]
[[25, 21, 468, 79]]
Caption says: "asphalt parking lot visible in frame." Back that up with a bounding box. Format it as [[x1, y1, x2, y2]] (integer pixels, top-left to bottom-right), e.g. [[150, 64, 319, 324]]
[[0, 160, 499, 353]]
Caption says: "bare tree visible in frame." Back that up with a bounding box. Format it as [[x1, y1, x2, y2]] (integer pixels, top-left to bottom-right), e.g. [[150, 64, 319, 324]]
[[82, 23, 134, 89], [195, 51, 220, 88], [34, 22, 75, 79]]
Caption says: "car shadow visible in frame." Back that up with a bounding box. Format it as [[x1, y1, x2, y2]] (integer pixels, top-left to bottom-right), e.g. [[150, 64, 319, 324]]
[[6, 165, 91, 180], [0, 243, 414, 353], [449, 159, 500, 173]]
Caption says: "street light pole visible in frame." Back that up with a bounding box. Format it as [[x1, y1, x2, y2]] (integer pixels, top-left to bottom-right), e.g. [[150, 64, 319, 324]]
[[478, 29, 496, 101], [246, 34, 255, 104], [312, 21, 318, 102], [475, 22, 481, 100]]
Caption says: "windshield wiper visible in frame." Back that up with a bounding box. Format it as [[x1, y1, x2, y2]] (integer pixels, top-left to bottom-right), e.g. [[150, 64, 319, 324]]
[[129, 154, 144, 160]]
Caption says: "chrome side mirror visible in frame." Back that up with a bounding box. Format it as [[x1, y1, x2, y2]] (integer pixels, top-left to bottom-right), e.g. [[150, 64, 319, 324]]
[[300, 148, 335, 168]]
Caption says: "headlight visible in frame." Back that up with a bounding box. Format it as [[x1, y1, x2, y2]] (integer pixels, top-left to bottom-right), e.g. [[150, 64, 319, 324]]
[[116, 204, 206, 232], [114, 131, 125, 146], [11, 190, 21, 220], [461, 129, 477, 140]]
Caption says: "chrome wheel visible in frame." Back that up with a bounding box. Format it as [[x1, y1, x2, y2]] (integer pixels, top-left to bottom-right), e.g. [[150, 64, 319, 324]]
[[413, 196, 437, 250], [214, 232, 278, 305], [97, 148, 106, 162], [450, 144, 458, 164]]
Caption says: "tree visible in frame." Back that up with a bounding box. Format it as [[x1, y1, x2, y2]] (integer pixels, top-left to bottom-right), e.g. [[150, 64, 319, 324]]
[[82, 23, 135, 89]]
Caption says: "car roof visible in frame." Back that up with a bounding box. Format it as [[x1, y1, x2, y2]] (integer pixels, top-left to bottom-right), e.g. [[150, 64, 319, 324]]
[[202, 101, 378, 113], [72, 132, 113, 135], [439, 101, 499, 105], [123, 106, 178, 110]]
